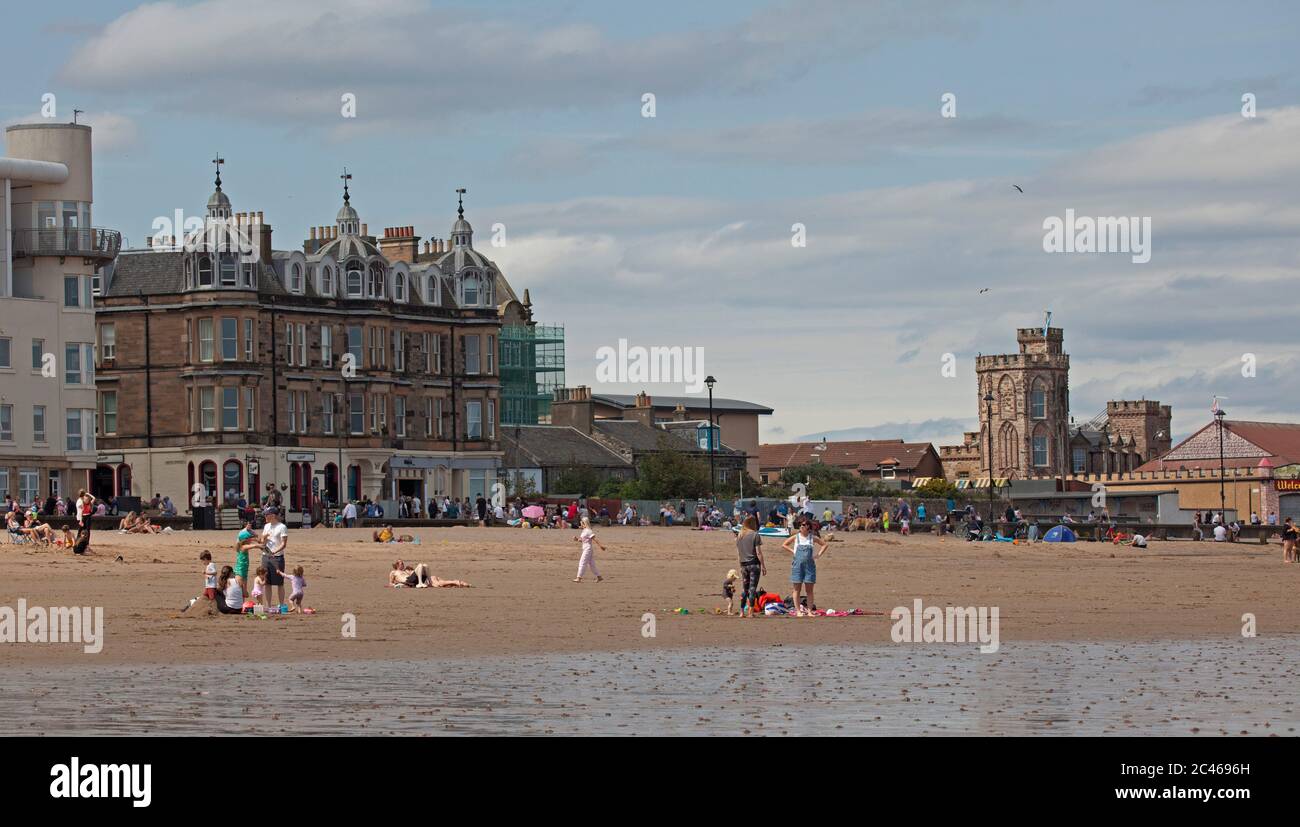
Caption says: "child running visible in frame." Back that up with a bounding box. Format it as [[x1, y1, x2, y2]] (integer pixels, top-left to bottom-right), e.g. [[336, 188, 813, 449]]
[[573, 517, 605, 582]]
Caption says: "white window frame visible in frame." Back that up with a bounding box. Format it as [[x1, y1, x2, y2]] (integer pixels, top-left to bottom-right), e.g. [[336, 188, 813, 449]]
[[466, 400, 482, 439], [33, 404, 48, 442], [395, 396, 406, 438], [199, 388, 215, 432], [320, 325, 333, 368]]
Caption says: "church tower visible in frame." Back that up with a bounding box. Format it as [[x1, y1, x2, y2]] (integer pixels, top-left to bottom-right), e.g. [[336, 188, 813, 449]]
[[974, 327, 1071, 478]]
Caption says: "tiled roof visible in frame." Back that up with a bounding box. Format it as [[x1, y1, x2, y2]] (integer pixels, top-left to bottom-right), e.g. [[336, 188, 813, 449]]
[[760, 439, 937, 472], [1137, 420, 1300, 472]]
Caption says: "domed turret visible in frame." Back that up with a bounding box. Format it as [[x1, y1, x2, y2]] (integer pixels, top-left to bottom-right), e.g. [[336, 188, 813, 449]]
[[451, 187, 472, 248], [206, 154, 232, 219]]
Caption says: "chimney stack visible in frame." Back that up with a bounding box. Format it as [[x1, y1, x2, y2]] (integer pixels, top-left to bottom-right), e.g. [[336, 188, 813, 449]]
[[627, 391, 656, 428], [550, 386, 595, 435], [378, 224, 420, 264]]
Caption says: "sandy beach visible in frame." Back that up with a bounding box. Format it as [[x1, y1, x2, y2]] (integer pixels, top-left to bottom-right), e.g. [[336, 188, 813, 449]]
[[0, 525, 1295, 667]]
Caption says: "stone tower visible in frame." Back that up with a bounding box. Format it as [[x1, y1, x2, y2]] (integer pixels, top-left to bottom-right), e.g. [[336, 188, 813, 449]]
[[1105, 400, 1173, 465], [974, 327, 1071, 478]]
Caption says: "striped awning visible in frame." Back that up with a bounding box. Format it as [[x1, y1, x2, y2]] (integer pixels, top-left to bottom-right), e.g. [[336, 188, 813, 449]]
[[912, 477, 933, 487], [955, 479, 971, 489]]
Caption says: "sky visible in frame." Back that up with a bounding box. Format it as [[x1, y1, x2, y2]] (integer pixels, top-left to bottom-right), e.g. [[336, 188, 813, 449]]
[[3, 0, 1298, 446]]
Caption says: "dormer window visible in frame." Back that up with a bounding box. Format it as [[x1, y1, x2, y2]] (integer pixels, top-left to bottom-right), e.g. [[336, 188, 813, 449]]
[[290, 263, 303, 293], [242, 261, 256, 288], [198, 255, 213, 287], [427, 275, 440, 306], [394, 272, 407, 303], [346, 260, 363, 297], [463, 272, 479, 305], [220, 258, 237, 287], [184, 257, 193, 288], [321, 266, 333, 296], [368, 262, 385, 298]]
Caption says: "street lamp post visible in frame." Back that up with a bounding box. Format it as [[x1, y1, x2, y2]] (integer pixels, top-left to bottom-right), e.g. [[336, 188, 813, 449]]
[[984, 390, 996, 527], [705, 375, 717, 505], [1215, 407, 1227, 520]]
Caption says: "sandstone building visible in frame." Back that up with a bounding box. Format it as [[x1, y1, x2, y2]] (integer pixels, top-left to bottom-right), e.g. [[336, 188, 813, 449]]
[[94, 164, 531, 511]]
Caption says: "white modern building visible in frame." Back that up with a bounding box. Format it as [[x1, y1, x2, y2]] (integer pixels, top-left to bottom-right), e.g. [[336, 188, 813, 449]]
[[0, 123, 119, 506]]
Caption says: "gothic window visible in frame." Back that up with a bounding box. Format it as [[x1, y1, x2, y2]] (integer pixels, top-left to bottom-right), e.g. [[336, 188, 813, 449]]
[[998, 375, 1016, 417], [999, 422, 1019, 470], [1031, 380, 1047, 420], [198, 255, 213, 287]]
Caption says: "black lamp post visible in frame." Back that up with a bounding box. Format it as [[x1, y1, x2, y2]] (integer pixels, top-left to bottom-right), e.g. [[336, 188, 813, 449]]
[[1215, 407, 1227, 520], [983, 390, 995, 526], [705, 375, 717, 504]]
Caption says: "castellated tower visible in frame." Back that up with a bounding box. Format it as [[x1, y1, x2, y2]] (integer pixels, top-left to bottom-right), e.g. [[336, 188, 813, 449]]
[[973, 327, 1071, 479], [1105, 400, 1173, 465]]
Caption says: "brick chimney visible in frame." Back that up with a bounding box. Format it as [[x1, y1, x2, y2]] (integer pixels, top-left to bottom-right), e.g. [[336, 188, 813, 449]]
[[251, 211, 272, 265], [626, 391, 656, 428], [672, 403, 688, 422], [379, 225, 420, 263], [551, 386, 594, 435]]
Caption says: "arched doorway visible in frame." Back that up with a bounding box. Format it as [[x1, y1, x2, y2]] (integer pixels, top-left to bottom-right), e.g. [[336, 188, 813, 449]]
[[198, 461, 218, 501], [92, 465, 115, 500], [117, 464, 132, 498], [288, 462, 312, 511], [222, 460, 243, 506]]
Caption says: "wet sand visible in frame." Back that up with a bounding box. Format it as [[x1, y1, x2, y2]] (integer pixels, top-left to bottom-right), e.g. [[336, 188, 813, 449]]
[[1, 526, 1295, 667], [3, 639, 1296, 736]]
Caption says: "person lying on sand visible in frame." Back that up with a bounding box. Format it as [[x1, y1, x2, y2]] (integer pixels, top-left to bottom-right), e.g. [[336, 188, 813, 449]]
[[388, 560, 471, 588], [372, 526, 415, 543]]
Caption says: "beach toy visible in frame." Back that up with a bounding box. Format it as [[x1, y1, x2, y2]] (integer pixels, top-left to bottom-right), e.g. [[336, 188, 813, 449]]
[[280, 604, 289, 614]]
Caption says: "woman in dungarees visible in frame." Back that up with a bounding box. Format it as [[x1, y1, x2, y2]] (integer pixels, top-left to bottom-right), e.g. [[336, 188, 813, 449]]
[[782, 519, 828, 617]]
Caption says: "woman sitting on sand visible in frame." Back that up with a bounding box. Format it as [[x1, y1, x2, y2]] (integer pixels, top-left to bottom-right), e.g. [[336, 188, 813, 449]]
[[388, 560, 471, 588], [117, 511, 140, 532], [129, 515, 162, 535]]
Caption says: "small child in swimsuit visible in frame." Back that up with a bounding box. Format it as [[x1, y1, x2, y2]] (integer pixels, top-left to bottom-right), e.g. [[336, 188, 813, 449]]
[[286, 565, 307, 613], [251, 566, 266, 604], [723, 569, 739, 615]]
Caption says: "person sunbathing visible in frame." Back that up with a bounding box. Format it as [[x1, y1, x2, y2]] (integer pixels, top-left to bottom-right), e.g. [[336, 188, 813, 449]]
[[20, 514, 57, 544], [129, 515, 162, 534], [388, 560, 471, 588], [118, 511, 140, 532], [372, 526, 416, 543]]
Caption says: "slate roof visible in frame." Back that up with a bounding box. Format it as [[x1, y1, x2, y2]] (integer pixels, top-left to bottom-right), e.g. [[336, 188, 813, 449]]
[[760, 439, 938, 472], [591, 393, 773, 415], [501, 426, 631, 469]]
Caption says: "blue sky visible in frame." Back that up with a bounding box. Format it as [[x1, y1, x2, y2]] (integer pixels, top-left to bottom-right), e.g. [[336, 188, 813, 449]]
[[3, 0, 1298, 444]]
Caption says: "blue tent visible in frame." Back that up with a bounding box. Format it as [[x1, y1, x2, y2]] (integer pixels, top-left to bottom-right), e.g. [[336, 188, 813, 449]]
[[1043, 525, 1077, 543]]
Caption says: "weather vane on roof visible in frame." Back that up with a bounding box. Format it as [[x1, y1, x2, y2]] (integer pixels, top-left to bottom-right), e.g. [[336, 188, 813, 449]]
[[456, 187, 466, 218], [341, 167, 352, 204], [212, 153, 224, 189]]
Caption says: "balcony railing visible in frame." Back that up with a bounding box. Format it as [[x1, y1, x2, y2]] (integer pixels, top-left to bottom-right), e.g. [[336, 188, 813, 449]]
[[11, 227, 121, 261]]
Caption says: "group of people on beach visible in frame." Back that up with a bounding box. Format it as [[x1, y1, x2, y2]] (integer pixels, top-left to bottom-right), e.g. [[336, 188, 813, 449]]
[[192, 507, 306, 615], [729, 515, 829, 617]]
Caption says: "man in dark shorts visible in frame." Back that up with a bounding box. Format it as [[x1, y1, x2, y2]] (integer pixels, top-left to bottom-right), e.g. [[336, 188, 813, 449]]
[[259, 508, 289, 609]]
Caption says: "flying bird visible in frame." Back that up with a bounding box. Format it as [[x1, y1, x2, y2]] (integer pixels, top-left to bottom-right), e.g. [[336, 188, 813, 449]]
[[1012, 185, 1023, 193], [979, 288, 990, 294]]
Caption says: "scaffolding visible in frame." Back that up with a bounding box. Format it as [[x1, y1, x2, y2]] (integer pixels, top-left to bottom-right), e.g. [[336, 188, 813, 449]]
[[500, 324, 566, 425]]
